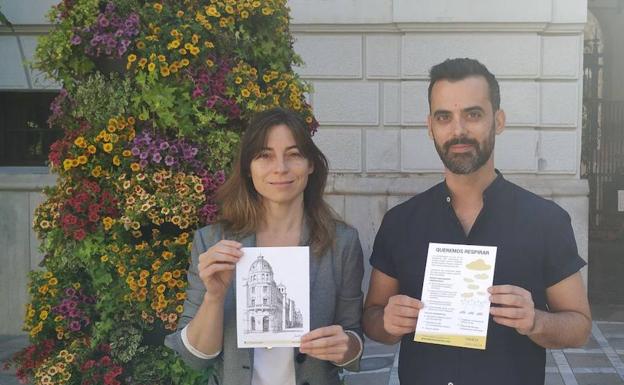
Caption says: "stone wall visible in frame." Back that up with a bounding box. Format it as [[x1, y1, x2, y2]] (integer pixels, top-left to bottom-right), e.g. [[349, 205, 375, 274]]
[[288, 0, 589, 289], [0, 0, 589, 334]]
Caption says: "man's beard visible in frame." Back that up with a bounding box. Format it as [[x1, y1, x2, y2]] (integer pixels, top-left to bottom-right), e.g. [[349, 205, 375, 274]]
[[434, 124, 495, 175]]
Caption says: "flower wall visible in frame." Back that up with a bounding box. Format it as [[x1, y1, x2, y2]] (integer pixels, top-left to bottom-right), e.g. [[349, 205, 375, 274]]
[[5, 1, 317, 384]]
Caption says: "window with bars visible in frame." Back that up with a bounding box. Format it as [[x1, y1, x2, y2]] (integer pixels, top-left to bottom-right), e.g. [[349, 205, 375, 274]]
[[0, 91, 62, 167]]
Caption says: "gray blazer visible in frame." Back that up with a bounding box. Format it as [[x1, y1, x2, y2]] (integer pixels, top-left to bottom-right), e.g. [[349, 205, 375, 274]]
[[165, 220, 364, 385]]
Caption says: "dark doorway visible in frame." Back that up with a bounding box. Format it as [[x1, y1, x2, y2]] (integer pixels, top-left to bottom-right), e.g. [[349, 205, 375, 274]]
[[583, 12, 624, 305]]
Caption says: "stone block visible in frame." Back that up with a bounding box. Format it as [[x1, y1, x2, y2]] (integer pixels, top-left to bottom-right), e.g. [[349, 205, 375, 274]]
[[0, 36, 29, 89], [313, 128, 362, 172], [325, 194, 345, 219], [293, 34, 362, 78], [0, 192, 30, 334], [401, 33, 539, 78], [366, 129, 400, 172], [538, 131, 578, 173], [366, 34, 401, 78], [393, 0, 550, 23], [541, 35, 582, 78], [312, 81, 379, 125], [344, 195, 387, 290], [401, 129, 442, 172], [494, 130, 538, 172], [400, 81, 429, 126], [289, 0, 393, 25], [383, 82, 401, 125], [500, 81, 539, 126], [540, 82, 580, 126], [551, 0, 588, 23]]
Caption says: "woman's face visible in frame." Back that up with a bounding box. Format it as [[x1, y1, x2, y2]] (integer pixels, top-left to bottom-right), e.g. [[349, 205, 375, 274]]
[[249, 124, 313, 208]]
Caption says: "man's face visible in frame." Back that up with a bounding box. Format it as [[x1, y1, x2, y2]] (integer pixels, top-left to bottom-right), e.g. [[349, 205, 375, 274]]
[[428, 76, 504, 175]]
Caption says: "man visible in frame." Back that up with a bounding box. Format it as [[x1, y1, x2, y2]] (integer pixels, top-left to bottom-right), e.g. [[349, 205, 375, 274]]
[[362, 58, 591, 385]]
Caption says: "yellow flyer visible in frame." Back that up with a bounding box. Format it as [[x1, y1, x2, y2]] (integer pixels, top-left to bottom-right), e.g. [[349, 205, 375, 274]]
[[414, 242, 497, 350]]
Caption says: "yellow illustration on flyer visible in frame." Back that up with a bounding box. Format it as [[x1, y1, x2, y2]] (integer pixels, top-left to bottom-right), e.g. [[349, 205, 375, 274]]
[[414, 332, 487, 350]]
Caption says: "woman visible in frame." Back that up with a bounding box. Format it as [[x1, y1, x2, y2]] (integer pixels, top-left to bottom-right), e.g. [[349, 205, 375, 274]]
[[165, 107, 364, 385]]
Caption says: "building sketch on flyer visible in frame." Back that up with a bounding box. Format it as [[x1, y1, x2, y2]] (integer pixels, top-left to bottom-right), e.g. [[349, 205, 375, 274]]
[[236, 246, 310, 348]]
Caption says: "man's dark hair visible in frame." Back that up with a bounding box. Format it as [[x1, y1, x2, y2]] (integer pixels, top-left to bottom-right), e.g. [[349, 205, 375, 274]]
[[428, 58, 500, 111]]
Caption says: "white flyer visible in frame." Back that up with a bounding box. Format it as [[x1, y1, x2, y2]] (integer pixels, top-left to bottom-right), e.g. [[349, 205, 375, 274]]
[[414, 242, 497, 350], [236, 246, 310, 348]]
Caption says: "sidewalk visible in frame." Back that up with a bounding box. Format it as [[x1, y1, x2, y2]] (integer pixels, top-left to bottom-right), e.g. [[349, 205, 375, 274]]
[[344, 304, 624, 385], [2, 305, 623, 385]]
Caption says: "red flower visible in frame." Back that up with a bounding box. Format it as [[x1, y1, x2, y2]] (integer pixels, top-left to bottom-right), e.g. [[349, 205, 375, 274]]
[[74, 229, 87, 241], [99, 355, 111, 366]]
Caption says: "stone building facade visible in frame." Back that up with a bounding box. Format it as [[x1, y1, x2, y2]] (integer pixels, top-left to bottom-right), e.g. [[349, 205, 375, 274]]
[[244, 254, 302, 333], [0, 0, 590, 334]]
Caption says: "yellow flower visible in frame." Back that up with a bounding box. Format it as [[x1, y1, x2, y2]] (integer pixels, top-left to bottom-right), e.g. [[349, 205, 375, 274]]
[[206, 6, 220, 17], [63, 159, 73, 170], [158, 54, 166, 62], [91, 167, 102, 178], [162, 251, 174, 260], [153, 3, 163, 12], [180, 58, 190, 67], [252, 1, 261, 8], [44, 271, 53, 279], [112, 155, 121, 166], [122, 150, 132, 157], [101, 255, 109, 262], [77, 155, 87, 164], [138, 58, 148, 69], [178, 48, 187, 55], [73, 282, 81, 289], [241, 89, 251, 97], [168, 40, 180, 49], [148, 62, 156, 72], [160, 66, 171, 77], [40, 220, 50, 229], [49, 277, 58, 285], [128, 54, 137, 63], [192, 34, 199, 44], [131, 163, 141, 172], [162, 271, 172, 282], [204, 41, 214, 48], [176, 10, 184, 17], [157, 284, 166, 294], [262, 7, 273, 15], [241, 10, 249, 19], [190, 46, 200, 56], [87, 145, 96, 154], [234, 76, 242, 84], [40, 310, 49, 320], [137, 41, 146, 49], [176, 305, 184, 313], [205, 59, 214, 67], [74, 136, 86, 148], [103, 143, 113, 153]]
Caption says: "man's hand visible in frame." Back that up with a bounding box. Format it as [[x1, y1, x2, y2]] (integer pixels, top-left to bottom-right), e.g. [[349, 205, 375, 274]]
[[488, 285, 536, 335], [383, 295, 424, 337]]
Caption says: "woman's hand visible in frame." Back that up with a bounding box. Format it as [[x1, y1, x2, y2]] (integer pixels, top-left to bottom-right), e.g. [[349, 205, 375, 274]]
[[197, 240, 243, 302], [299, 325, 358, 365]]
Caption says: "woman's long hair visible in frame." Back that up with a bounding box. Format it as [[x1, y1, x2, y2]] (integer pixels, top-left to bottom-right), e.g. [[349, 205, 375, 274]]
[[216, 108, 337, 255]]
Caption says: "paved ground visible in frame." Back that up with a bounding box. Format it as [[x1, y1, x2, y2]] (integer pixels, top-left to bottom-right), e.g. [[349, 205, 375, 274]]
[[2, 305, 624, 385]]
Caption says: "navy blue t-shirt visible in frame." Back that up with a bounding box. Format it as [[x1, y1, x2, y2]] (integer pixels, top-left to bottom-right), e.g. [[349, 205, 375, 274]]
[[370, 172, 586, 385]]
